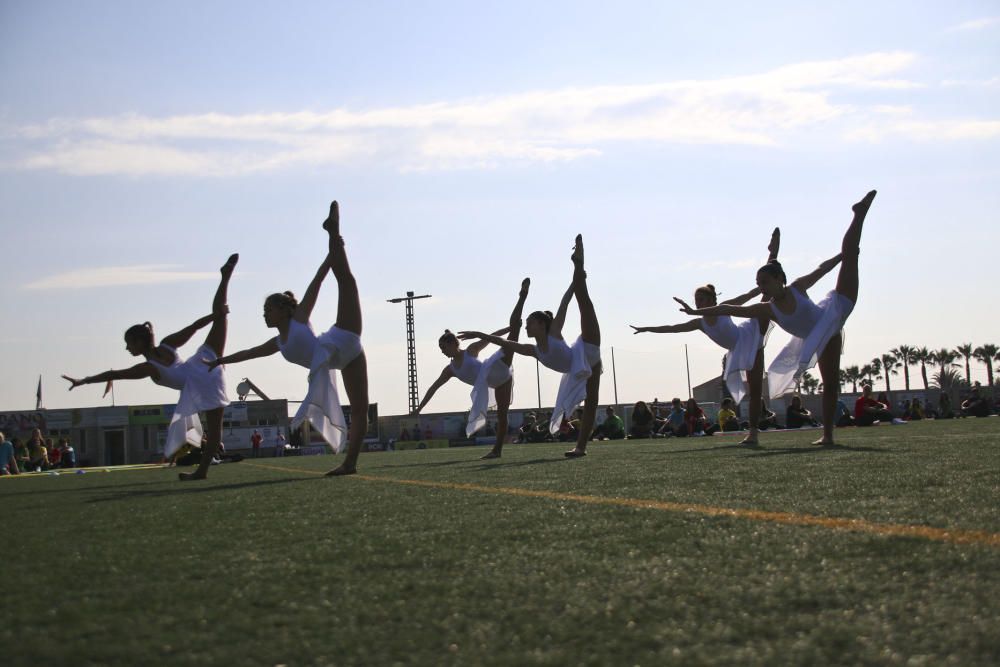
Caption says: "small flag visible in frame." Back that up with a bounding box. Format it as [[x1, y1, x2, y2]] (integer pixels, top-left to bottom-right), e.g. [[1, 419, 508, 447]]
[[36, 375, 42, 410]]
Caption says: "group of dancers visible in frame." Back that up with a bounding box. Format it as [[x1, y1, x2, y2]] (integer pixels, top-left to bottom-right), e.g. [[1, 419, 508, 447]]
[[62, 189, 877, 480]]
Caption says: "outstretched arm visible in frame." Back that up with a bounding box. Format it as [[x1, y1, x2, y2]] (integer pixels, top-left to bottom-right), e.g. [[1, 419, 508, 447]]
[[467, 326, 512, 357], [294, 257, 332, 323], [551, 283, 574, 338], [63, 363, 154, 390], [457, 331, 536, 358], [721, 287, 763, 306], [161, 313, 217, 350], [204, 338, 280, 370], [791, 253, 842, 293], [723, 227, 780, 306], [630, 319, 702, 335], [412, 367, 454, 414], [675, 297, 772, 321]]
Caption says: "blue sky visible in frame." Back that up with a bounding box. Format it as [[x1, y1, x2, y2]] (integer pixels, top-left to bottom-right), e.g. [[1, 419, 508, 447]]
[[1, 1, 998, 415]]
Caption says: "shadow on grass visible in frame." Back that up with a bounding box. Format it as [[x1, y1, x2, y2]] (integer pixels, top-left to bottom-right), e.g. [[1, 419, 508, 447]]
[[471, 457, 576, 471], [747, 444, 890, 457], [86, 476, 322, 503], [0, 479, 172, 498]]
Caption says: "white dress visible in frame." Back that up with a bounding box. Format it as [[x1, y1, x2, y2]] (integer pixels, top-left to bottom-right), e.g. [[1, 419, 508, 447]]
[[534, 335, 601, 434], [148, 344, 229, 458], [701, 316, 772, 404], [278, 319, 364, 453], [766, 287, 854, 399], [450, 348, 512, 437]]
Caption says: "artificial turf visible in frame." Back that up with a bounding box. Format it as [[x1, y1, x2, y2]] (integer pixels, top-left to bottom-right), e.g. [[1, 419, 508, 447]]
[[3, 418, 998, 666]]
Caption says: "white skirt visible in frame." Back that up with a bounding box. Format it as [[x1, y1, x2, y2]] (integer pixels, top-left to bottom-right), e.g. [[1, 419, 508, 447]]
[[290, 326, 364, 453], [548, 337, 602, 434], [767, 291, 854, 399], [466, 349, 513, 437], [164, 345, 230, 458], [722, 319, 773, 404]]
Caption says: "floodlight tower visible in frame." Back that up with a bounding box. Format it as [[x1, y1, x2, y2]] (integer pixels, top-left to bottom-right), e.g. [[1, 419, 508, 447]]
[[387, 291, 432, 413]]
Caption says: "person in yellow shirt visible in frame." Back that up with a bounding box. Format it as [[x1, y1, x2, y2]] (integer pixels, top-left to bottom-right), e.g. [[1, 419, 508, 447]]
[[717, 398, 741, 432]]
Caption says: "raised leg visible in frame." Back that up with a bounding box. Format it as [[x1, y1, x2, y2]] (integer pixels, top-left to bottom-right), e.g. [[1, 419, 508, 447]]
[[566, 362, 601, 457], [482, 379, 513, 459], [204, 254, 239, 357], [503, 278, 531, 364], [179, 407, 224, 481], [327, 352, 369, 476], [835, 190, 876, 304], [324, 201, 363, 336], [812, 334, 842, 446], [741, 348, 764, 446], [571, 235, 600, 346]]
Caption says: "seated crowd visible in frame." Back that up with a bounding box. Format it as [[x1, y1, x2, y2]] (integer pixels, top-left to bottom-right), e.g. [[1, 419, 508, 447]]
[[1, 428, 77, 474]]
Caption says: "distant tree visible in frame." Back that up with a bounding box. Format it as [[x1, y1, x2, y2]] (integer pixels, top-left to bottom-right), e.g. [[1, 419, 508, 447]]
[[801, 372, 820, 395], [843, 366, 861, 393], [868, 358, 883, 386], [880, 353, 900, 394], [891, 345, 916, 391], [860, 363, 874, 386], [956, 343, 974, 385], [973, 343, 997, 388], [931, 348, 960, 380], [914, 347, 931, 390], [933, 368, 966, 394]]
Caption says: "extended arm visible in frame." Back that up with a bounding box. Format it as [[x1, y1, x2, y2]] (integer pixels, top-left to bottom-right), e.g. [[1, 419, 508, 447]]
[[457, 331, 536, 358], [412, 367, 454, 414], [723, 227, 780, 306], [550, 283, 574, 338], [62, 363, 154, 390], [161, 313, 216, 350], [206, 338, 281, 370], [791, 253, 842, 293], [294, 257, 332, 323], [675, 298, 772, 321], [466, 326, 512, 357], [630, 319, 702, 335]]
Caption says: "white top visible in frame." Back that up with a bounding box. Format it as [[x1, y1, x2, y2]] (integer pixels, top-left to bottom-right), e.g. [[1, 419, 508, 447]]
[[534, 335, 573, 373], [700, 316, 740, 350], [146, 345, 186, 390], [770, 287, 823, 338], [277, 319, 318, 369], [450, 350, 482, 386]]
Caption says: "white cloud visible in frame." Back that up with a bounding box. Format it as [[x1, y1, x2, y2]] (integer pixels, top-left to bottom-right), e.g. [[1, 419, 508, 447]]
[[846, 119, 1000, 143], [4, 51, 994, 176], [24, 265, 217, 290], [947, 17, 1000, 32]]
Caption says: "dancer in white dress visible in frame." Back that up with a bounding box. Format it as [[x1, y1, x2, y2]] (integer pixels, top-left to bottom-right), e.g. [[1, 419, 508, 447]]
[[632, 228, 780, 446], [63, 253, 238, 480], [679, 190, 876, 446], [412, 278, 530, 459], [460, 234, 601, 458], [207, 201, 368, 475]]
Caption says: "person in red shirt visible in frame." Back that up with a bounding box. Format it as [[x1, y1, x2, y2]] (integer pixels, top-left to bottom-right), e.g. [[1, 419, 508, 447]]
[[854, 385, 902, 426], [250, 429, 262, 458]]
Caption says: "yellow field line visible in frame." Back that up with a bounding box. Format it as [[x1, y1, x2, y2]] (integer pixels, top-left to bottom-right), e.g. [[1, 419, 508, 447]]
[[266, 462, 1000, 547]]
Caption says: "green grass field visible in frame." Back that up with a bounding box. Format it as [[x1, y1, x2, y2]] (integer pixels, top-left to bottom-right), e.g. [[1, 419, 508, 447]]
[[4, 418, 999, 666]]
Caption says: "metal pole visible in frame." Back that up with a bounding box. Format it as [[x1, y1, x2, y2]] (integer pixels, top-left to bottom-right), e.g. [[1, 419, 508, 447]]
[[388, 291, 432, 415], [685, 344, 692, 398], [536, 358, 541, 408], [611, 346, 619, 405]]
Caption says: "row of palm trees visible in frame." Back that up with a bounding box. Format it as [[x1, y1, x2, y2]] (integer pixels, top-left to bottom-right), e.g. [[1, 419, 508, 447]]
[[798, 343, 998, 395]]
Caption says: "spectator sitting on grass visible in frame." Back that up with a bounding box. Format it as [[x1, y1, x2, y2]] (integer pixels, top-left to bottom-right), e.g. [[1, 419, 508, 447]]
[[684, 398, 718, 436], [908, 398, 925, 421], [0, 431, 19, 475], [758, 402, 781, 430], [59, 439, 76, 468], [834, 399, 855, 427], [657, 398, 686, 437], [717, 398, 741, 432], [13, 438, 29, 471], [629, 401, 656, 439], [786, 395, 820, 428], [517, 412, 548, 443], [961, 385, 991, 417], [937, 392, 953, 419], [594, 406, 626, 440], [854, 384, 905, 426], [48, 438, 62, 468], [27, 429, 50, 471]]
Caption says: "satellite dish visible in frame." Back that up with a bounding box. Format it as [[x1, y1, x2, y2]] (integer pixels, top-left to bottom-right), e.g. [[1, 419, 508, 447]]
[[236, 381, 251, 399]]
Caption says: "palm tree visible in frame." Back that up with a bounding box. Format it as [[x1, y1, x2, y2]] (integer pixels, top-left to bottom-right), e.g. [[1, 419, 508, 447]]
[[931, 348, 959, 379], [860, 363, 874, 387], [914, 347, 931, 390], [868, 358, 883, 387], [801, 372, 820, 395], [891, 345, 915, 391], [973, 343, 997, 388], [880, 353, 900, 394], [843, 366, 861, 393], [956, 343, 974, 385]]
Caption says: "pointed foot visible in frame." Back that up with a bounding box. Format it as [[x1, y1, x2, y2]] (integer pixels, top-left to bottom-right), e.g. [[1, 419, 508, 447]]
[[323, 200, 340, 234], [564, 448, 587, 458], [325, 463, 356, 476], [220, 253, 239, 278], [480, 450, 501, 460], [178, 471, 207, 481], [852, 190, 877, 216]]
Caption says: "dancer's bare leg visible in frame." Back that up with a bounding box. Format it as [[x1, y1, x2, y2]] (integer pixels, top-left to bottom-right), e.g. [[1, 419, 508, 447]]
[[571, 235, 600, 346], [324, 201, 362, 336], [502, 277, 530, 365], [740, 348, 764, 447], [812, 333, 842, 446], [181, 254, 237, 481], [327, 353, 369, 476], [836, 190, 875, 304], [566, 365, 601, 457], [482, 380, 513, 459]]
